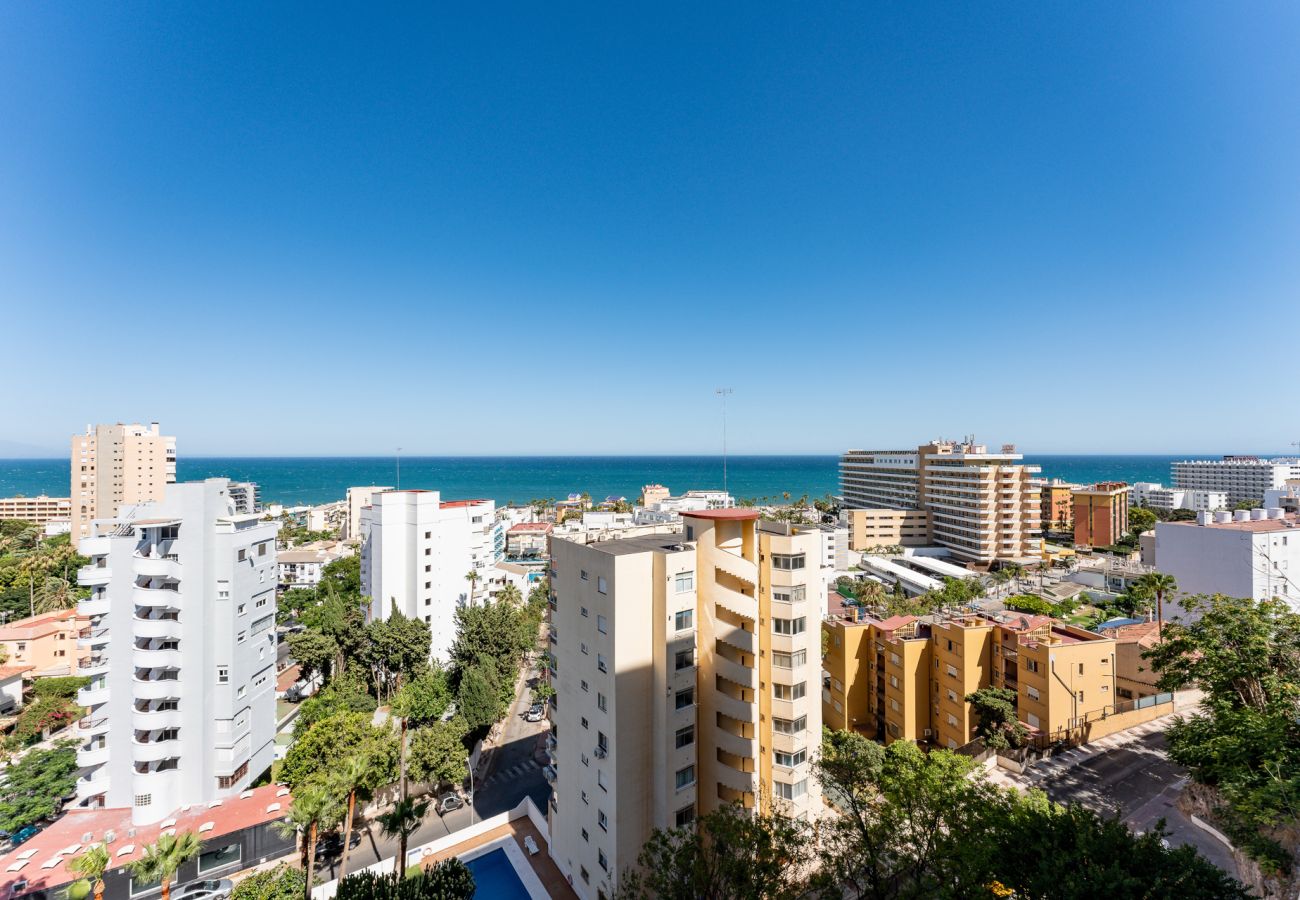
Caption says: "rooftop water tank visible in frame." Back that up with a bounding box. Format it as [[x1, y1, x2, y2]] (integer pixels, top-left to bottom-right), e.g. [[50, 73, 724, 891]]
[[1215, 511, 1234, 524], [1234, 510, 1251, 522], [1251, 509, 1266, 521]]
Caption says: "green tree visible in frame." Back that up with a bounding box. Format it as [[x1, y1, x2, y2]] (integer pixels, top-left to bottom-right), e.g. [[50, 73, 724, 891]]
[[295, 671, 379, 732], [407, 718, 470, 787], [331, 755, 372, 884], [287, 630, 340, 682], [378, 797, 430, 877], [34, 576, 76, 613], [616, 802, 810, 900], [128, 832, 202, 900], [965, 687, 1028, 751], [1003, 594, 1054, 616], [68, 842, 111, 900], [0, 742, 79, 830], [281, 712, 398, 791], [392, 667, 452, 727], [274, 780, 343, 900], [456, 665, 502, 731], [364, 612, 432, 700], [334, 862, 474, 900], [1135, 572, 1178, 637], [230, 863, 306, 900]]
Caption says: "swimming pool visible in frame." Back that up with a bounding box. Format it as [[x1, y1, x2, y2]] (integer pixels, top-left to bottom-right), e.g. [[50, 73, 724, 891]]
[[464, 847, 531, 899]]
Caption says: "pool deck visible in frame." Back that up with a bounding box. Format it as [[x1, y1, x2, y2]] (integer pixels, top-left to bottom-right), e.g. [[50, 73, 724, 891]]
[[418, 817, 578, 899]]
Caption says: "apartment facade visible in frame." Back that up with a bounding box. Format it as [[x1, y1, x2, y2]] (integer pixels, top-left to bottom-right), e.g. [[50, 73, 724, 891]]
[[547, 510, 821, 899], [823, 608, 1118, 749], [0, 609, 88, 677], [844, 508, 931, 551], [0, 495, 73, 525], [75, 479, 279, 825], [1154, 509, 1300, 610], [1037, 479, 1077, 532], [277, 541, 354, 590], [839, 441, 1041, 565], [1130, 482, 1227, 512], [72, 423, 177, 539], [227, 482, 260, 515], [345, 485, 392, 541], [1072, 482, 1130, 548], [360, 490, 496, 661], [1172, 457, 1300, 505]]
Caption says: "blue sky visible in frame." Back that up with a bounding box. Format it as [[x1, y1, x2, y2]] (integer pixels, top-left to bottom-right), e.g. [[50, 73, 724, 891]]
[[2, 3, 1298, 456]]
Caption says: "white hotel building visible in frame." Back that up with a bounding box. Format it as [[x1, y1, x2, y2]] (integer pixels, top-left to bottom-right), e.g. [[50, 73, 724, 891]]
[[1172, 457, 1300, 506], [360, 490, 496, 662], [75, 479, 279, 825], [1153, 508, 1300, 613]]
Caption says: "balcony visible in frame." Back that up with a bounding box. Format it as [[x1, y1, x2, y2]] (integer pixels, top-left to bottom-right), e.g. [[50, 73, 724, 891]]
[[77, 743, 109, 767], [712, 681, 756, 722], [133, 678, 181, 701], [76, 770, 110, 800], [78, 564, 112, 586], [80, 655, 111, 678], [133, 737, 182, 763], [712, 582, 758, 621], [79, 536, 112, 557], [78, 715, 109, 736], [133, 616, 182, 639], [78, 595, 111, 617], [543, 765, 557, 784], [133, 584, 181, 609], [713, 619, 755, 655], [78, 683, 109, 708], [714, 757, 759, 795], [713, 651, 758, 690], [712, 550, 757, 586], [78, 626, 111, 648], [714, 724, 757, 758], [133, 554, 182, 580], [133, 647, 184, 669]]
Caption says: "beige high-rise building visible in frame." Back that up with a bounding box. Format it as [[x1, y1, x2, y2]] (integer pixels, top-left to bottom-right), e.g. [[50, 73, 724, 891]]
[[72, 423, 176, 539], [839, 440, 1042, 565], [546, 509, 821, 899]]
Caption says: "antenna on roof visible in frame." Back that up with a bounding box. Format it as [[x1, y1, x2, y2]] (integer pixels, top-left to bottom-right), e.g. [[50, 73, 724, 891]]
[[716, 388, 734, 497]]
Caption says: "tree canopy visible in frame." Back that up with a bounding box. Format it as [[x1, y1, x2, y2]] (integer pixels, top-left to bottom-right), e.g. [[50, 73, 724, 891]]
[[281, 712, 398, 791], [0, 742, 79, 831], [334, 862, 474, 900]]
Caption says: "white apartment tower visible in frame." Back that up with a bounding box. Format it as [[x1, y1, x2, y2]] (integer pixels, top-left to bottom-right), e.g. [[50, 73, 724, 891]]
[[75, 479, 279, 825], [546, 510, 822, 899], [1172, 457, 1300, 506], [360, 490, 496, 662], [839, 440, 1041, 564], [72, 423, 177, 540]]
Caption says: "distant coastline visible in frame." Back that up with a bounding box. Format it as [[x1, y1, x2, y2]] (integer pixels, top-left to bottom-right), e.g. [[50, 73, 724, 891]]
[[0, 453, 1278, 508]]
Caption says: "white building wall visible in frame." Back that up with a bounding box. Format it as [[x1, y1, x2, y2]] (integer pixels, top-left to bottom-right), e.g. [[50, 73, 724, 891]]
[[75, 479, 278, 825], [1154, 516, 1300, 615]]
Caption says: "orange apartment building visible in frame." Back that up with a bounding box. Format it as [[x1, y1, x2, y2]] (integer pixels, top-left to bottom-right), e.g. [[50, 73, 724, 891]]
[[0, 609, 90, 677], [825, 604, 1147, 749], [844, 508, 932, 552], [1038, 479, 1077, 534], [1072, 482, 1130, 548]]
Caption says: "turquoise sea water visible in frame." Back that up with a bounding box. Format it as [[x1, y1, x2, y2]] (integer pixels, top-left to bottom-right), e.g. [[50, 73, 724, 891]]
[[0, 454, 1263, 508]]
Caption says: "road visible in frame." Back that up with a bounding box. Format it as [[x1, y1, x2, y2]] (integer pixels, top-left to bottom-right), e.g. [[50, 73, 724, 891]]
[[317, 659, 551, 877], [1022, 729, 1239, 876]]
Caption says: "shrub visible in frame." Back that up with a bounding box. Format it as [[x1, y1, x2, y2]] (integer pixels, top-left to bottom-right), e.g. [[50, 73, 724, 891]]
[[335, 862, 475, 900]]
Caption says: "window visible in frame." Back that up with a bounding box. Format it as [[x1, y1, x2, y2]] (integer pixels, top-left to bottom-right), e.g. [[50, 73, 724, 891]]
[[598, 809, 608, 831], [1077, 690, 1084, 702], [217, 666, 229, 684], [598, 769, 608, 792], [134, 793, 152, 807], [598, 850, 609, 872], [258, 542, 268, 557], [675, 649, 693, 670], [889, 652, 901, 666], [946, 665, 957, 678], [775, 748, 807, 768], [947, 689, 957, 702], [581, 643, 589, 655], [1026, 686, 1040, 700], [771, 553, 806, 570], [581, 680, 589, 692], [597, 692, 607, 712], [675, 571, 695, 592], [774, 779, 808, 800], [580, 867, 590, 884], [675, 724, 695, 748], [236, 630, 247, 644], [675, 765, 696, 790], [675, 805, 696, 827], [597, 614, 608, 634], [581, 717, 589, 729], [252, 614, 274, 634], [674, 609, 694, 631], [675, 687, 694, 709], [1025, 659, 1040, 673], [581, 606, 589, 618], [236, 603, 246, 615], [773, 584, 806, 603], [773, 617, 806, 635], [772, 650, 806, 669], [237, 549, 246, 562], [1078, 663, 1084, 675], [774, 682, 806, 701], [581, 570, 589, 581], [198, 842, 240, 874], [237, 685, 247, 698], [947, 713, 958, 727], [772, 715, 807, 735], [597, 653, 608, 673], [597, 576, 607, 594], [581, 828, 588, 842]]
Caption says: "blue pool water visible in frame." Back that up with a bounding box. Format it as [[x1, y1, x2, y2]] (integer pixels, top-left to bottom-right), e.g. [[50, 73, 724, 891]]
[[465, 847, 531, 899]]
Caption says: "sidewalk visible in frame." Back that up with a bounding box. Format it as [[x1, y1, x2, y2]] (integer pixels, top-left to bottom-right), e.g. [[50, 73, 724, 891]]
[[985, 712, 1179, 791]]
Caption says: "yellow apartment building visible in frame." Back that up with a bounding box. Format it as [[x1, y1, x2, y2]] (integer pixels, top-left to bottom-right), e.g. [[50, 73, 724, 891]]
[[72, 423, 176, 539], [844, 508, 931, 551], [0, 495, 73, 525], [1038, 479, 1077, 533]]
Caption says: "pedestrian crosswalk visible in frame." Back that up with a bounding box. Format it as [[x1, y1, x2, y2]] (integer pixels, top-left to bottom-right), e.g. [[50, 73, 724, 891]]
[[480, 757, 541, 789], [986, 714, 1176, 791]]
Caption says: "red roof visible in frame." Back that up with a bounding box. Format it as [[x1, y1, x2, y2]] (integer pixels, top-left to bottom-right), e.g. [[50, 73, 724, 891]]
[[508, 522, 553, 533], [877, 615, 918, 631], [440, 499, 490, 509], [0, 784, 291, 896], [0, 664, 34, 681], [681, 509, 758, 521]]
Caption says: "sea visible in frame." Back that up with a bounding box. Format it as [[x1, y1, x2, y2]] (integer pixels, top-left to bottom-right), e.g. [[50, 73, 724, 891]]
[[0, 454, 1261, 508]]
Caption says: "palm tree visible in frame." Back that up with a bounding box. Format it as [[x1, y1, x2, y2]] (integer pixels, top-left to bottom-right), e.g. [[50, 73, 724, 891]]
[[378, 796, 429, 876], [331, 755, 371, 883], [497, 583, 522, 607], [35, 577, 75, 613], [47, 543, 77, 582], [128, 832, 202, 900], [1136, 572, 1178, 638], [69, 843, 110, 900], [274, 782, 342, 900], [16, 554, 44, 617], [464, 570, 480, 602]]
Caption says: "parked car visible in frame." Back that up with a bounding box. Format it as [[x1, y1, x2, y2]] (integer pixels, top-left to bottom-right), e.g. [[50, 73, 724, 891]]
[[174, 879, 233, 900], [9, 825, 40, 848], [317, 831, 362, 857], [524, 703, 545, 723], [435, 793, 464, 816]]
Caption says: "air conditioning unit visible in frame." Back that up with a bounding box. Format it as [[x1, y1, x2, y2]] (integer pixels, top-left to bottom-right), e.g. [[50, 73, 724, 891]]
[[923, 729, 933, 738], [594, 747, 607, 759]]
